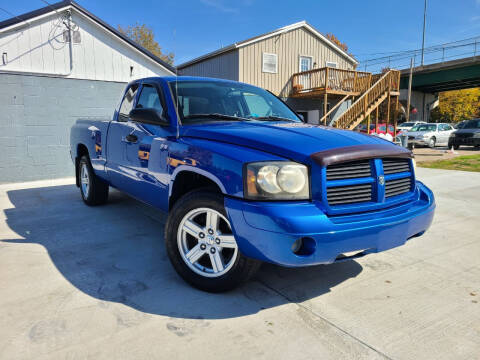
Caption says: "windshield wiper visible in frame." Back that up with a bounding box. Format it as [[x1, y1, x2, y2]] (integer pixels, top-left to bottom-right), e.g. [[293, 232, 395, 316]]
[[252, 116, 297, 122], [183, 113, 252, 122]]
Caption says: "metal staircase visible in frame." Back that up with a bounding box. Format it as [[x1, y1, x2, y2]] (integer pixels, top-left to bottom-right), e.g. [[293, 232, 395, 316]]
[[333, 70, 401, 130]]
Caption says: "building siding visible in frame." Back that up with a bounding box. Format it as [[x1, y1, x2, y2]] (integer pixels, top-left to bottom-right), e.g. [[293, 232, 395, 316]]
[[0, 74, 126, 183], [239, 27, 355, 97], [0, 9, 172, 82], [179, 50, 239, 81]]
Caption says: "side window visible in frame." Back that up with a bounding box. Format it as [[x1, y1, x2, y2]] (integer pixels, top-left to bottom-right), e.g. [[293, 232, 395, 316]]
[[118, 84, 139, 121], [136, 84, 164, 114]]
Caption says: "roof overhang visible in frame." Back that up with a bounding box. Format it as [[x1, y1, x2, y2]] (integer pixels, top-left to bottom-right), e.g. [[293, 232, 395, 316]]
[[178, 21, 358, 69], [0, 0, 176, 75]]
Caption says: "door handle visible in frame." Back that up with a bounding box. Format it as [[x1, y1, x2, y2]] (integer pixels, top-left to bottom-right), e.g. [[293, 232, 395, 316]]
[[125, 134, 138, 143]]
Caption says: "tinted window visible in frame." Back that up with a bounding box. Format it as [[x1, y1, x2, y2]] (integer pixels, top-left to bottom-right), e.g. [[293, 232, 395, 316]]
[[402, 122, 415, 127], [119, 84, 139, 121], [136, 84, 164, 114], [169, 80, 300, 123], [464, 119, 480, 129], [411, 124, 437, 132]]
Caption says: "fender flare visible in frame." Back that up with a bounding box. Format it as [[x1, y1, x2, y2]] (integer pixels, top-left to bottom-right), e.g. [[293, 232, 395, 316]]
[[169, 165, 227, 198]]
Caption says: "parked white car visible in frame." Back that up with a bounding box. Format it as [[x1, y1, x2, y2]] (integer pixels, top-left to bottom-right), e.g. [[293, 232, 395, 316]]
[[397, 121, 427, 133], [406, 123, 455, 148]]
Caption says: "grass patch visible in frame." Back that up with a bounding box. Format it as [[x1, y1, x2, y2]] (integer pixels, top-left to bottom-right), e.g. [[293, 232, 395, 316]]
[[418, 154, 480, 172]]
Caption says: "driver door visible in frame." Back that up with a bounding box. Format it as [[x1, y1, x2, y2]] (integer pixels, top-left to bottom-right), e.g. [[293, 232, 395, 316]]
[[121, 83, 171, 209]]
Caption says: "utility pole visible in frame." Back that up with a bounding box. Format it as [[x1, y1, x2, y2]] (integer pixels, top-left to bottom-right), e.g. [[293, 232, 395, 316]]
[[421, 0, 427, 66], [406, 58, 414, 121]]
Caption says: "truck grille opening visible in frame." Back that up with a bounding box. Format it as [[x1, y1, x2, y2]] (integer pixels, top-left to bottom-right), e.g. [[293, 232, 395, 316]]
[[382, 158, 410, 174], [326, 160, 371, 180], [385, 178, 412, 198], [327, 183, 373, 205]]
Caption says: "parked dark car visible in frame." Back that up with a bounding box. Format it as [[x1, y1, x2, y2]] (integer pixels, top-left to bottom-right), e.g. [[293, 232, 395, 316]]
[[448, 119, 480, 149]]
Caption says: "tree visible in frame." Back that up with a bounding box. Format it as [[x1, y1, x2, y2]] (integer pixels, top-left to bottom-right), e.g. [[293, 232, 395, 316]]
[[118, 23, 174, 65], [430, 88, 480, 123], [325, 33, 349, 52]]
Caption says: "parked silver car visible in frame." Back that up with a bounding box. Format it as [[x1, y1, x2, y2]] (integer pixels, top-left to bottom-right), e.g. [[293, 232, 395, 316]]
[[406, 123, 455, 148], [397, 121, 427, 133]]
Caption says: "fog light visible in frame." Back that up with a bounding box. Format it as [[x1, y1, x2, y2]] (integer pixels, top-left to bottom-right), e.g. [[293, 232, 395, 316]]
[[291, 237, 316, 256]]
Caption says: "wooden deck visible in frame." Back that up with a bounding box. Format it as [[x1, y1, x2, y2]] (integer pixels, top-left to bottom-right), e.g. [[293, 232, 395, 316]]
[[291, 67, 372, 97]]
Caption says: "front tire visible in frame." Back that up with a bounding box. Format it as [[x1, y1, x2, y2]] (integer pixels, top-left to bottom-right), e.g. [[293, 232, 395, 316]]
[[79, 155, 109, 206], [428, 137, 436, 148], [165, 190, 260, 292]]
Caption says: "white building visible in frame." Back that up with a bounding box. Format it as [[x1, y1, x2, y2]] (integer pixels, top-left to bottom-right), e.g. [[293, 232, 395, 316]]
[[0, 0, 175, 183]]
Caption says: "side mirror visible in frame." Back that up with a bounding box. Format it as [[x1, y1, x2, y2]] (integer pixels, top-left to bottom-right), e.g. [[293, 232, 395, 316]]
[[129, 108, 169, 126]]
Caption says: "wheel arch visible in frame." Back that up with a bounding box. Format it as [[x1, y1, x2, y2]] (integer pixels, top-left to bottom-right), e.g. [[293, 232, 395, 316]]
[[75, 144, 89, 187], [169, 167, 227, 210]]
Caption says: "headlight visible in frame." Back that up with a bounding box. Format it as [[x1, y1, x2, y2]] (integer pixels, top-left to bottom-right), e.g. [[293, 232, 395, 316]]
[[473, 133, 480, 138], [245, 161, 309, 200], [450, 133, 456, 138], [422, 134, 430, 138]]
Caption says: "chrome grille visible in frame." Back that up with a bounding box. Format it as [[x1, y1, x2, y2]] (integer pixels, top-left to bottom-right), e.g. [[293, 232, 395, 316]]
[[382, 158, 410, 175], [326, 160, 371, 180], [385, 178, 412, 198], [327, 184, 373, 205]]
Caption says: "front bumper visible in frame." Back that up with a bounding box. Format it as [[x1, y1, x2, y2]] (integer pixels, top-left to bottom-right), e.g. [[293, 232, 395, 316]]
[[409, 138, 429, 146], [450, 137, 480, 146], [225, 182, 435, 267]]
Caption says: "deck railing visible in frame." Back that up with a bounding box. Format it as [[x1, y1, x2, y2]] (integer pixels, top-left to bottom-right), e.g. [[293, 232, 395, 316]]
[[291, 67, 372, 95]]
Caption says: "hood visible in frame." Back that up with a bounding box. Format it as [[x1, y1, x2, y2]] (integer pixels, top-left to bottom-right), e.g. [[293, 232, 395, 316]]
[[180, 121, 393, 163]]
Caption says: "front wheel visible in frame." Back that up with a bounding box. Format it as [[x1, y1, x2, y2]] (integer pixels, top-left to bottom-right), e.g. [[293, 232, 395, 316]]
[[165, 190, 260, 292], [428, 137, 436, 148]]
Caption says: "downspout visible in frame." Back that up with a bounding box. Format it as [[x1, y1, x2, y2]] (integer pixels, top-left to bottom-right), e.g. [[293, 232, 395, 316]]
[[0, 10, 74, 78]]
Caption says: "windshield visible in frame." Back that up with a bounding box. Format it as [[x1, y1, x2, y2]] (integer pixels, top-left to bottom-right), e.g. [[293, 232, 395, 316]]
[[169, 80, 301, 124], [410, 124, 437, 132], [463, 119, 480, 129], [401, 122, 415, 127]]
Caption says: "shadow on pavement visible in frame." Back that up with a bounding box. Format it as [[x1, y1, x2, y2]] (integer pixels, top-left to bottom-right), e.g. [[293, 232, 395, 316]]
[[2, 184, 362, 319]]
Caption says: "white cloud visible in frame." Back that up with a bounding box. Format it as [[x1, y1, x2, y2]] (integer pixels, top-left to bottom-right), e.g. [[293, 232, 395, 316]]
[[200, 0, 238, 13]]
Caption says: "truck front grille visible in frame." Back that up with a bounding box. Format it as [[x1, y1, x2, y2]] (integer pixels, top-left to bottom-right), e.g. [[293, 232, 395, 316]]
[[382, 158, 410, 175], [327, 183, 373, 205], [324, 158, 414, 208], [326, 160, 371, 180], [385, 178, 412, 198]]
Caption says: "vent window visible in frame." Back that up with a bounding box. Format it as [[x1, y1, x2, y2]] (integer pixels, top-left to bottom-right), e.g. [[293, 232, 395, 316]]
[[262, 53, 278, 73]]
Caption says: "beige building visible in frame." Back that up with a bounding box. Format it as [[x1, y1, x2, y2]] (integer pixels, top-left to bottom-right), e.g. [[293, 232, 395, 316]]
[[178, 21, 366, 124]]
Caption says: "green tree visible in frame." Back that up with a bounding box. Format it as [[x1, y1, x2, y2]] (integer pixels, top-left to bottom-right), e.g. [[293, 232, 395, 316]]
[[430, 88, 480, 123], [118, 23, 174, 65]]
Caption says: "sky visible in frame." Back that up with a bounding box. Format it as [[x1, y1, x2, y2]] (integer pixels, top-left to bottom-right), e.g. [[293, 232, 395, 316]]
[[2, 0, 480, 67]]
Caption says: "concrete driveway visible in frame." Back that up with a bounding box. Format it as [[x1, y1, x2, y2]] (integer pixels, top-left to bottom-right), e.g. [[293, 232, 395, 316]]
[[0, 168, 479, 360]]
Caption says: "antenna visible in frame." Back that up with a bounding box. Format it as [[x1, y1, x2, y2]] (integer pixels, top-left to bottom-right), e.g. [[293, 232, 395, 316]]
[[173, 28, 179, 139]]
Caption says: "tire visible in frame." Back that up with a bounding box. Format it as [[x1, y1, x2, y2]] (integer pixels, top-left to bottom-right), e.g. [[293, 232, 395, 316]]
[[78, 155, 109, 206], [165, 190, 261, 292], [428, 137, 436, 148]]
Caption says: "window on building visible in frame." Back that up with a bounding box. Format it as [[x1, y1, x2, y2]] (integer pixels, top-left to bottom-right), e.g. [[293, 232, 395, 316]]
[[262, 53, 278, 73], [118, 84, 139, 121], [326, 61, 338, 68], [299, 56, 313, 72], [136, 84, 164, 114]]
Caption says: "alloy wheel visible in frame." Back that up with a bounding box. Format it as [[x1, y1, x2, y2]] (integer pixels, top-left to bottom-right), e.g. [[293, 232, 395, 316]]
[[177, 208, 238, 278]]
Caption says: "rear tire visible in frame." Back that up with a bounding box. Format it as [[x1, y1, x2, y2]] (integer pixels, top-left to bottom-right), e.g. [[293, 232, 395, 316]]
[[79, 155, 109, 206], [165, 190, 261, 292]]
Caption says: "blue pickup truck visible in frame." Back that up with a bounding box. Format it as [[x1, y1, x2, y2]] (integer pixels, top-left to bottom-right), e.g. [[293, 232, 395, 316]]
[[70, 76, 435, 292]]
